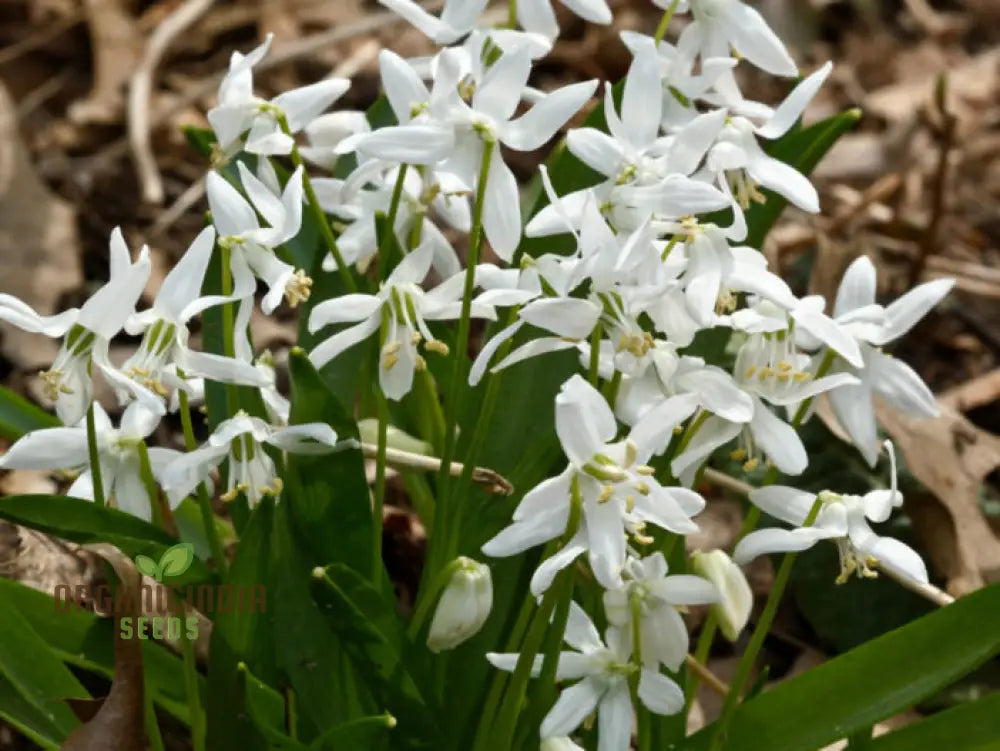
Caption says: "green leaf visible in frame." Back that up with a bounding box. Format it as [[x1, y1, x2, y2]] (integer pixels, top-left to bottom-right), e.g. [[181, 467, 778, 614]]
[[309, 713, 396, 750], [0, 603, 89, 742], [238, 662, 308, 750], [285, 348, 373, 573], [159, 542, 195, 579], [311, 563, 436, 747], [0, 673, 65, 750], [688, 582, 1000, 750], [0, 495, 213, 586], [0, 385, 58, 440], [867, 691, 1000, 750], [0, 579, 198, 724], [206, 498, 278, 751], [270, 499, 372, 737], [133, 555, 159, 579]]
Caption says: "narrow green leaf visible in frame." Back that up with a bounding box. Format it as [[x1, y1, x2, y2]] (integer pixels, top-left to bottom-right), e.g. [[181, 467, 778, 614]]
[[0, 495, 213, 586], [0, 673, 64, 750], [0, 385, 58, 440], [0, 604, 88, 739], [867, 691, 1000, 750], [688, 582, 1000, 750], [238, 662, 308, 750]]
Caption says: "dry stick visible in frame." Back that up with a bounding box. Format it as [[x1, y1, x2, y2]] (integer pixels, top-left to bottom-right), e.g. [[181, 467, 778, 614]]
[[912, 73, 956, 288], [128, 0, 216, 204], [0, 9, 84, 67], [685, 654, 729, 699], [358, 443, 513, 496], [85, 0, 447, 176], [701, 467, 955, 608]]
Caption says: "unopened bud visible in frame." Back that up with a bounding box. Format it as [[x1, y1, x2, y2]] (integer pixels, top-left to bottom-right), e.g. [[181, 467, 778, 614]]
[[427, 557, 492, 653], [691, 550, 752, 642]]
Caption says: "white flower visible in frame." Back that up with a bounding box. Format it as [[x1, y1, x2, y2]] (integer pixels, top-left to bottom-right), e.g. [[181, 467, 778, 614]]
[[604, 552, 718, 670], [691, 549, 752, 641], [206, 163, 310, 314], [734, 442, 928, 585], [312, 161, 468, 278], [208, 34, 350, 157], [160, 412, 345, 508], [482, 376, 704, 592], [0, 402, 174, 521], [705, 62, 833, 226], [299, 111, 371, 171], [487, 602, 684, 748], [0, 229, 159, 424], [377, 0, 490, 45], [675, 0, 797, 78], [826, 256, 954, 465], [308, 240, 496, 400], [365, 44, 598, 259], [427, 557, 493, 652], [516, 0, 612, 39], [119, 226, 268, 401]]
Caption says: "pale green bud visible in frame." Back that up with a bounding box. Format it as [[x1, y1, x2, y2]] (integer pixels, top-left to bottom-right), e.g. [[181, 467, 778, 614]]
[[427, 557, 493, 653], [691, 550, 752, 642], [357, 419, 433, 456]]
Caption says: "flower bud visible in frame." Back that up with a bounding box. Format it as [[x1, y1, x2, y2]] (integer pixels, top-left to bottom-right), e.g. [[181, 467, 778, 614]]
[[427, 557, 492, 653], [357, 418, 432, 455], [691, 550, 752, 642]]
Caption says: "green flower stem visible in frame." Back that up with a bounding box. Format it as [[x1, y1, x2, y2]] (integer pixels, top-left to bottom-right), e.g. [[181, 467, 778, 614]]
[[373, 382, 390, 591], [436, 139, 496, 520], [277, 115, 356, 292], [588, 325, 602, 386], [490, 477, 580, 747], [631, 595, 651, 751], [417, 369, 447, 454], [709, 496, 824, 750], [687, 349, 837, 705], [286, 688, 298, 740], [377, 165, 410, 279], [507, 0, 518, 28], [86, 402, 106, 508], [535, 476, 583, 699], [217, 243, 239, 415], [144, 670, 166, 751], [177, 377, 228, 576], [136, 441, 164, 530], [171, 596, 205, 751], [653, 0, 679, 44]]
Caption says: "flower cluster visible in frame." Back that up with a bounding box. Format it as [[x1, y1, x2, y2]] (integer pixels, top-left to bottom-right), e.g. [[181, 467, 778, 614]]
[[0, 0, 953, 748]]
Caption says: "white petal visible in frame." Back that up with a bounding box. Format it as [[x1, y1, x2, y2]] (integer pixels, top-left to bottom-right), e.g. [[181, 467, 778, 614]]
[[757, 62, 832, 140], [869, 351, 938, 418], [828, 378, 879, 467], [749, 404, 807, 475], [159, 226, 217, 322], [563, 599, 604, 652], [78, 252, 151, 339], [475, 46, 531, 123], [520, 298, 601, 339], [541, 678, 604, 739], [530, 534, 586, 596], [379, 0, 464, 43], [746, 154, 819, 214], [469, 320, 524, 386], [874, 278, 954, 345], [272, 78, 350, 133], [725, 3, 798, 77], [504, 79, 600, 152], [491, 337, 577, 373], [481, 150, 522, 262], [560, 0, 612, 24], [860, 535, 928, 584], [584, 498, 627, 588], [206, 171, 258, 237], [790, 308, 863, 367], [356, 124, 455, 165], [668, 109, 728, 176], [637, 669, 684, 715], [309, 315, 381, 368], [556, 374, 618, 465], [671, 415, 741, 481], [627, 393, 700, 460], [517, 0, 559, 38], [309, 295, 382, 332], [748, 485, 816, 526], [267, 423, 340, 454], [481, 505, 567, 557], [0, 427, 89, 470], [733, 527, 828, 564], [659, 575, 720, 605], [621, 40, 662, 149], [566, 128, 625, 177], [597, 681, 632, 751]]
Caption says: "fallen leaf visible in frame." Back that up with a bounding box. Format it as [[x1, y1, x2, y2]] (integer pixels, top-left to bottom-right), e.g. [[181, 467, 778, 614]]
[[0, 82, 82, 369], [62, 544, 145, 751]]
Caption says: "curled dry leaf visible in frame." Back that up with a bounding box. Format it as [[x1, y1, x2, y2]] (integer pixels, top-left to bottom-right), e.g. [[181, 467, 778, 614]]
[[62, 544, 145, 751]]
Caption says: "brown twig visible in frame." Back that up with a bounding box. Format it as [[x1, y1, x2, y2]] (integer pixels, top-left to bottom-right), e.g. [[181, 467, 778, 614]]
[[913, 73, 956, 287], [685, 654, 730, 698], [129, 0, 216, 204]]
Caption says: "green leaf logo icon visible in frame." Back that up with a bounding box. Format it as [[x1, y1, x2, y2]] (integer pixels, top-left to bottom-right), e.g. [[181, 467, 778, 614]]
[[134, 544, 194, 582], [159, 543, 195, 579]]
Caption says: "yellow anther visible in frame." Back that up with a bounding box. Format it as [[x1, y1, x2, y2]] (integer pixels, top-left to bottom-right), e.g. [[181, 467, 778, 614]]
[[284, 270, 313, 307], [743, 366, 757, 379], [425, 339, 450, 355], [742, 458, 760, 472], [757, 367, 773, 381], [382, 352, 399, 370], [598, 485, 614, 504], [220, 487, 240, 503], [414, 355, 427, 371], [730, 448, 747, 462], [634, 481, 650, 496], [635, 464, 655, 476], [793, 371, 811, 382], [777, 360, 793, 372], [411, 331, 422, 345], [673, 425, 683, 435]]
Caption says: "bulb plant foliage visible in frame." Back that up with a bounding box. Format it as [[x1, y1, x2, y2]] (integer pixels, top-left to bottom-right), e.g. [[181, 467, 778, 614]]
[[3, 2, 991, 751]]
